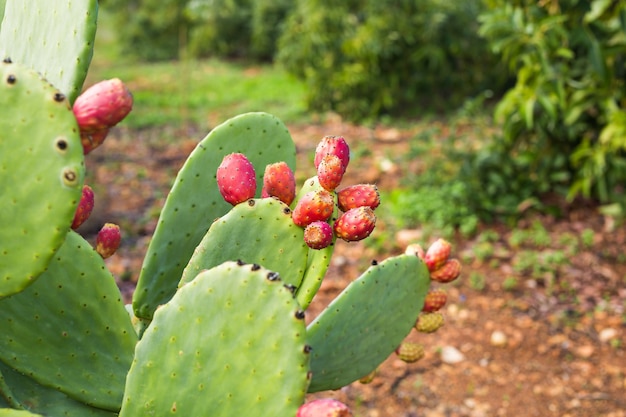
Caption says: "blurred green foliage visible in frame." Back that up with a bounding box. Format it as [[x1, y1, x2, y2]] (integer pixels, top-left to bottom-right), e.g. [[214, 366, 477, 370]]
[[277, 0, 506, 121], [186, 0, 293, 61], [102, 0, 293, 62], [478, 0, 626, 207], [102, 0, 186, 61]]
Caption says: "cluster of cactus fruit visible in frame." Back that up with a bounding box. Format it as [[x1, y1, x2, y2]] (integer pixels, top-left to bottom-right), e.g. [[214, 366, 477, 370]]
[[216, 135, 380, 252], [0, 1, 462, 417]]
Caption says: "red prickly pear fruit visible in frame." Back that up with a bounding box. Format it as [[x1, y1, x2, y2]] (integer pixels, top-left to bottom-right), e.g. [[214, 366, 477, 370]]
[[333, 206, 376, 242], [314, 135, 350, 173], [292, 189, 335, 227], [430, 258, 462, 283], [395, 342, 425, 363], [80, 128, 110, 155], [317, 154, 345, 192], [303, 221, 333, 250], [73, 78, 133, 134], [71, 184, 95, 230], [405, 243, 426, 260], [337, 183, 380, 211], [422, 288, 447, 312], [424, 238, 452, 272], [96, 223, 121, 259], [262, 161, 296, 206], [216, 153, 257, 206], [296, 398, 353, 417]]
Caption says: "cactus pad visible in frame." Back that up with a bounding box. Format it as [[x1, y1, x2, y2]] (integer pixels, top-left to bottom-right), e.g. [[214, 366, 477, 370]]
[[0, 411, 43, 417], [0, 362, 117, 417], [0, 61, 84, 298], [180, 198, 308, 289], [0, 0, 98, 103], [294, 177, 337, 309], [133, 112, 296, 320], [121, 261, 310, 417], [0, 231, 137, 411], [306, 254, 430, 392]]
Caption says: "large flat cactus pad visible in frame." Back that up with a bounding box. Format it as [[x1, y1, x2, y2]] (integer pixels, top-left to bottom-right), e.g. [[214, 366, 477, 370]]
[[0, 61, 84, 298], [122, 261, 310, 417], [0, 0, 98, 103]]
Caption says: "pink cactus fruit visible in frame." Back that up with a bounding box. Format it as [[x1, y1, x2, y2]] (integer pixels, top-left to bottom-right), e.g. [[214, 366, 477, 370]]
[[304, 221, 334, 250], [71, 184, 95, 230], [333, 206, 376, 242], [80, 128, 110, 155], [216, 153, 257, 206], [424, 238, 452, 272], [296, 398, 353, 417], [292, 189, 335, 227], [404, 242, 426, 260], [337, 184, 380, 211], [73, 78, 133, 134], [96, 223, 121, 259], [261, 161, 296, 206], [430, 258, 462, 283], [317, 154, 345, 192], [314, 135, 350, 173]]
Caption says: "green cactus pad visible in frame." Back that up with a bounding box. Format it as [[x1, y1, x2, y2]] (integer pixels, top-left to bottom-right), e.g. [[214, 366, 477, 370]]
[[0, 362, 117, 417], [0, 231, 137, 412], [0, 411, 43, 417], [121, 261, 310, 417], [306, 254, 429, 392], [293, 176, 337, 310], [179, 198, 308, 289], [133, 112, 296, 320], [0, 61, 84, 299], [0, 0, 98, 103]]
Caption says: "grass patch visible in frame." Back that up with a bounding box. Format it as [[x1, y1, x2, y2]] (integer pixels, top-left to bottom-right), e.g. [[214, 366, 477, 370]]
[[85, 10, 308, 130]]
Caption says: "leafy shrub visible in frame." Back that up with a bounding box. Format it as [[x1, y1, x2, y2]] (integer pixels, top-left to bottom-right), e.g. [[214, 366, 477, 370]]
[[186, 0, 253, 59], [104, 0, 293, 62], [277, 0, 505, 121], [103, 0, 188, 61], [478, 0, 626, 206]]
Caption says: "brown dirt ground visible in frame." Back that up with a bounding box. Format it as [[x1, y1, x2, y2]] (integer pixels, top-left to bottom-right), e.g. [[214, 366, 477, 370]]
[[80, 117, 626, 417]]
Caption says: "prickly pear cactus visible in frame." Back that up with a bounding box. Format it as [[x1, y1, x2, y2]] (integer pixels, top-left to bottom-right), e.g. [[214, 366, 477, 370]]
[[0, 0, 98, 103], [180, 198, 309, 289], [293, 176, 337, 309], [0, 231, 137, 411], [307, 254, 430, 392], [0, 410, 43, 417], [133, 112, 296, 321], [0, 61, 84, 298], [121, 262, 310, 417], [0, 362, 117, 417]]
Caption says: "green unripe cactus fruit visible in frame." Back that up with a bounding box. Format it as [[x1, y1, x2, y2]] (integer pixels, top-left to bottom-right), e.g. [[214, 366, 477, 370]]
[[133, 112, 296, 321], [0, 231, 137, 411], [121, 262, 311, 417], [306, 254, 430, 392], [0, 61, 84, 298], [0, 0, 98, 103]]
